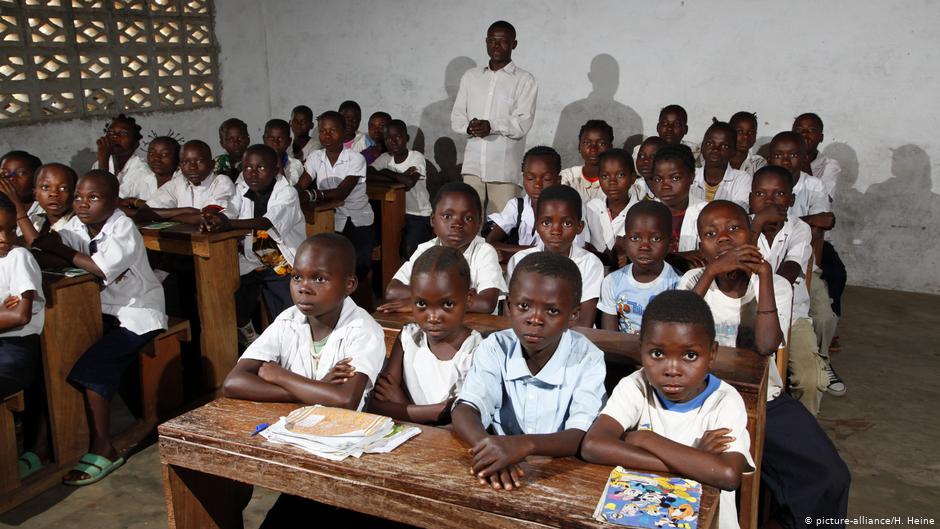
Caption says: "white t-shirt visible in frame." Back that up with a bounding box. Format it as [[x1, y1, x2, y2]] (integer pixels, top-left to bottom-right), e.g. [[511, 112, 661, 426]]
[[560, 165, 604, 204], [735, 152, 767, 177], [601, 369, 755, 529], [58, 209, 167, 335], [393, 236, 506, 295], [653, 195, 709, 253], [0, 247, 45, 337], [229, 175, 306, 276], [755, 215, 812, 320], [289, 136, 321, 163], [678, 268, 792, 401], [487, 195, 539, 246], [146, 172, 235, 212], [400, 323, 483, 406], [507, 243, 603, 303], [304, 148, 373, 230], [282, 155, 304, 186], [583, 196, 640, 252], [691, 165, 753, 209], [240, 299, 386, 411], [597, 263, 680, 335], [791, 172, 830, 218], [92, 153, 149, 187], [100, 154, 160, 200], [810, 155, 841, 199], [371, 151, 431, 217], [17, 201, 44, 238]]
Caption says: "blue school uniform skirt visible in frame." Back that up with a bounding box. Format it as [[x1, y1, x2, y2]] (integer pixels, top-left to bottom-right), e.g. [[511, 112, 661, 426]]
[[67, 315, 161, 400], [0, 334, 41, 398]]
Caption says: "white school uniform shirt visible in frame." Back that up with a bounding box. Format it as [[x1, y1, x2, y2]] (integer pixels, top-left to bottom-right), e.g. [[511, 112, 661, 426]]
[[118, 163, 161, 201], [0, 247, 45, 337], [691, 165, 753, 209], [230, 175, 306, 276], [27, 210, 74, 236], [344, 131, 372, 154], [507, 243, 603, 303], [810, 155, 841, 199], [393, 236, 507, 295], [678, 268, 792, 401], [282, 155, 304, 186], [560, 166, 604, 204], [791, 172, 830, 218], [240, 299, 386, 411], [735, 151, 767, 177], [289, 136, 321, 163], [488, 194, 538, 246], [602, 369, 754, 529], [583, 197, 640, 252], [400, 323, 483, 406], [146, 172, 234, 212], [451, 61, 538, 184], [304, 148, 373, 230], [633, 139, 702, 167], [370, 150, 432, 217], [91, 153, 149, 186], [654, 194, 708, 253], [17, 201, 44, 237], [754, 215, 812, 320], [58, 209, 167, 335]]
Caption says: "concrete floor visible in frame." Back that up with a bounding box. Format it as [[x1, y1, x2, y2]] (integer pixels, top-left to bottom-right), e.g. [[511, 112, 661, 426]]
[[2, 285, 938, 528]]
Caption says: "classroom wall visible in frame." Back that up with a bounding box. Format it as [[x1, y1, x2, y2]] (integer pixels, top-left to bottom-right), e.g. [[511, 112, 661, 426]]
[[261, 0, 940, 295], [2, 0, 938, 295], [0, 0, 271, 175]]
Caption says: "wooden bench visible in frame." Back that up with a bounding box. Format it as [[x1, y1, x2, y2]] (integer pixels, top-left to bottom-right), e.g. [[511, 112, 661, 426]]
[[373, 311, 769, 529], [159, 398, 719, 529], [0, 392, 24, 495]]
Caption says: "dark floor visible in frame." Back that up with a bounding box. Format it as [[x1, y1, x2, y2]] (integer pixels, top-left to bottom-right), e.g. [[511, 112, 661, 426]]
[[2, 285, 938, 528]]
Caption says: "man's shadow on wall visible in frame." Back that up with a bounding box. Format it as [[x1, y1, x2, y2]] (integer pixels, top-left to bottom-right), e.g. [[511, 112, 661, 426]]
[[415, 56, 477, 201], [552, 53, 643, 167]]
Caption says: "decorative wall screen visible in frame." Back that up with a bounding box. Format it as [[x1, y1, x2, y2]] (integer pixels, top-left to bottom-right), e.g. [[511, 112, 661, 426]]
[[0, 0, 219, 126]]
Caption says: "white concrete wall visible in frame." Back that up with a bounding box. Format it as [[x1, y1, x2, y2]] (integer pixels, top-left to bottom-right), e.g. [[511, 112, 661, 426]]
[[2, 0, 939, 294], [0, 0, 271, 174]]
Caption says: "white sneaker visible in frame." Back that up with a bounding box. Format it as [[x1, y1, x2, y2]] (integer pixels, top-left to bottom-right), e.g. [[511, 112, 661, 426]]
[[238, 322, 259, 347], [824, 362, 846, 396]]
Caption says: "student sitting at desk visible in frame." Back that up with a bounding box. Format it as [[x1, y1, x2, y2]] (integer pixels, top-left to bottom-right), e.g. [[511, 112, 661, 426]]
[[0, 192, 47, 478], [33, 170, 167, 486], [2, 163, 76, 248], [136, 140, 235, 225], [0, 150, 43, 236], [583, 290, 754, 529], [452, 251, 607, 491]]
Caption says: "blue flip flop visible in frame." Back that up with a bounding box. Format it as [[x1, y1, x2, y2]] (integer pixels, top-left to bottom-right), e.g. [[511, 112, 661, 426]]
[[62, 453, 125, 486], [17, 451, 43, 479]]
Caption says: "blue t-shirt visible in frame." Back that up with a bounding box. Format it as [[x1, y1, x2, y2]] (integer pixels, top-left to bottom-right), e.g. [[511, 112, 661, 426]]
[[597, 263, 681, 334]]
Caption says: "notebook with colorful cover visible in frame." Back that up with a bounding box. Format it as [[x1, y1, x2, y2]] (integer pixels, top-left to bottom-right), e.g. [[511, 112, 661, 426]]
[[593, 467, 701, 529]]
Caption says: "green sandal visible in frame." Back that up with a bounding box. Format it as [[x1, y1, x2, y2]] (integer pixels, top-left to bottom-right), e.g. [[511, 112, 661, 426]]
[[17, 451, 43, 479], [62, 453, 125, 486]]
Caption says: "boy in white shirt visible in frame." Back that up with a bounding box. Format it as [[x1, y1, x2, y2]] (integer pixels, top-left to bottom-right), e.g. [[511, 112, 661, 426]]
[[138, 140, 235, 225], [728, 112, 767, 177], [507, 185, 603, 327], [289, 105, 319, 164], [35, 170, 167, 486], [0, 151, 44, 237], [583, 290, 754, 529], [560, 120, 613, 204], [224, 233, 385, 411], [339, 100, 374, 153], [263, 119, 305, 186], [202, 145, 305, 345], [692, 121, 752, 208], [633, 105, 702, 167], [368, 119, 433, 258], [677, 200, 850, 529], [380, 182, 506, 314], [583, 149, 640, 265], [646, 145, 709, 269], [298, 111, 375, 291]]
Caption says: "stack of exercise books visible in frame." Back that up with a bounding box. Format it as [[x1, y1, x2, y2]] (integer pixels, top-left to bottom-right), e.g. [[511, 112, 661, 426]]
[[261, 405, 420, 461]]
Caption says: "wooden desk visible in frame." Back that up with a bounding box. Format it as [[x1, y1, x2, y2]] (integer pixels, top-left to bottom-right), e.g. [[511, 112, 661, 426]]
[[373, 311, 768, 529], [1, 273, 104, 512], [159, 398, 717, 529], [140, 224, 248, 391], [301, 199, 342, 237], [367, 182, 407, 291]]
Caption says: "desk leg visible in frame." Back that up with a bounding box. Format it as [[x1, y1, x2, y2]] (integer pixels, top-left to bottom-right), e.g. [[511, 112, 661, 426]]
[[163, 464, 251, 529], [194, 238, 240, 391], [380, 190, 405, 291], [305, 209, 335, 237], [41, 280, 102, 467]]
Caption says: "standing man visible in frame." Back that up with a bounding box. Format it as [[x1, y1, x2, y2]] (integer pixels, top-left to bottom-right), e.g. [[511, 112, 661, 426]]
[[451, 20, 538, 215]]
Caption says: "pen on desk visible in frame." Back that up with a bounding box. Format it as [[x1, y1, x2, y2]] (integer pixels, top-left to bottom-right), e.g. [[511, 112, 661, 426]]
[[250, 422, 270, 436]]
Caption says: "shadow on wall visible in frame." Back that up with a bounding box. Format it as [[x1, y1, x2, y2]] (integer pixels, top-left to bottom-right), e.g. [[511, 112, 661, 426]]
[[552, 53, 644, 167], [70, 148, 97, 175], [415, 56, 477, 201], [827, 142, 940, 293]]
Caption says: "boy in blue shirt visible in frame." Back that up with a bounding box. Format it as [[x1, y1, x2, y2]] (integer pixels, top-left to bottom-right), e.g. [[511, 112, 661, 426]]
[[599, 201, 680, 334], [452, 251, 607, 491]]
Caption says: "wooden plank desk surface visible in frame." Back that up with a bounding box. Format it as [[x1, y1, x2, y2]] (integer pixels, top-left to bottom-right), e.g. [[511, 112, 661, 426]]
[[159, 398, 717, 529], [302, 199, 343, 237], [140, 223, 249, 391], [367, 181, 407, 291]]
